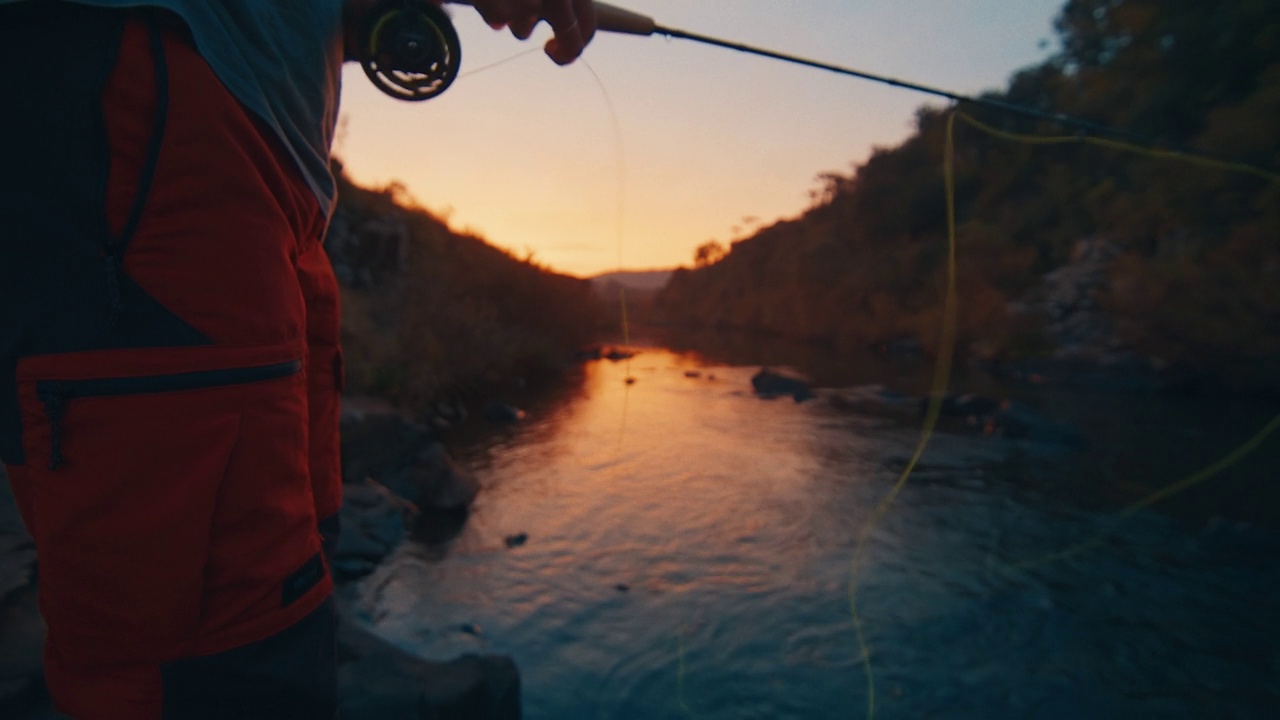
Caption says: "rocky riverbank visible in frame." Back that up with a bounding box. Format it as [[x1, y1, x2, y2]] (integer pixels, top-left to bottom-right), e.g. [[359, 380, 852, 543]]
[[0, 397, 521, 719]]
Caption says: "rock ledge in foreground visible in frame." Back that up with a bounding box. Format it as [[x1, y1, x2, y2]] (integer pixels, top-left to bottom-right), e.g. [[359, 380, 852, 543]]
[[338, 618, 520, 720]]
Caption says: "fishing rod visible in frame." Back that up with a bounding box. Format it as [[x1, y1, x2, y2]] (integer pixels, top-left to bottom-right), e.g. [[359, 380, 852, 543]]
[[356, 0, 1278, 174], [356, 0, 1112, 125]]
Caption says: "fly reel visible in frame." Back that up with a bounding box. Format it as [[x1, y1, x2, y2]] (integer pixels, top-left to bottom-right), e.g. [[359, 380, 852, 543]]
[[359, 0, 461, 101]]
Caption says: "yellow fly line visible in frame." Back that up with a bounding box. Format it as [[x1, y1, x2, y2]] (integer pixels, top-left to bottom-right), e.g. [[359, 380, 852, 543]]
[[954, 111, 1280, 185], [843, 107, 1280, 720], [949, 109, 1280, 571]]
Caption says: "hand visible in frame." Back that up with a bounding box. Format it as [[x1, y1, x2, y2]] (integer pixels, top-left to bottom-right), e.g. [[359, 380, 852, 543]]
[[465, 0, 597, 65]]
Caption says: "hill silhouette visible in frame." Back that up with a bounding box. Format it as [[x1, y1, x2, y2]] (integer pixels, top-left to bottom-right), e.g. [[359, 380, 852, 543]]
[[656, 0, 1280, 391], [327, 164, 603, 412]]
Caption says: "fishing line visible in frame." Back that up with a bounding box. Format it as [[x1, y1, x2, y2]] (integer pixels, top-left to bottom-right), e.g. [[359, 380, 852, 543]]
[[943, 113, 1280, 572], [579, 59, 634, 352], [859, 100, 1280, 717], [362, 4, 1278, 716], [580, 60, 628, 280], [457, 46, 541, 79], [843, 103, 1280, 720], [578, 58, 637, 458], [570, 15, 1276, 719], [598, 9, 1280, 716], [607, 10, 1280, 180], [583, 56, 698, 716], [1010, 413, 1280, 571], [953, 111, 1280, 184], [844, 111, 962, 720], [371, 0, 1280, 180]]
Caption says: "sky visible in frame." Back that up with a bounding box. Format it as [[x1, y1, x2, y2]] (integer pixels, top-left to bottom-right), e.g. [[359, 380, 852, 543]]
[[336, 0, 1067, 278]]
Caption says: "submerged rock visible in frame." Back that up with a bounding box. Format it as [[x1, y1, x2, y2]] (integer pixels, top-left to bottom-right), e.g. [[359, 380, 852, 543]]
[[823, 384, 917, 419], [870, 335, 924, 362], [482, 402, 526, 424], [751, 367, 814, 402], [913, 393, 1085, 446], [996, 401, 1086, 446]]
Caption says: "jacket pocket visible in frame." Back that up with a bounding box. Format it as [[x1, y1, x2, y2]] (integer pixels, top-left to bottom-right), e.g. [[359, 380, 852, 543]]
[[37, 359, 300, 470], [9, 342, 312, 662]]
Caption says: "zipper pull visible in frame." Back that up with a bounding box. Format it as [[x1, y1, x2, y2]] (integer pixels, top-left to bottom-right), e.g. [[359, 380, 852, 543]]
[[38, 383, 72, 471]]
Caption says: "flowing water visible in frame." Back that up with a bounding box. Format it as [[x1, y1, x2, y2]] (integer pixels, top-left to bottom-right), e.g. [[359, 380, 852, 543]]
[[348, 341, 1280, 719]]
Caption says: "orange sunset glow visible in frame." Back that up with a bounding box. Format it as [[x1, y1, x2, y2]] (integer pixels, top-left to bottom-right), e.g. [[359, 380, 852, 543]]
[[335, 0, 1065, 277]]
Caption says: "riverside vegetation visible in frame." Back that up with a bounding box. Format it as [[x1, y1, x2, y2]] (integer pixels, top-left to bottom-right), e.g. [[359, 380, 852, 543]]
[[327, 162, 605, 414], [656, 0, 1280, 393]]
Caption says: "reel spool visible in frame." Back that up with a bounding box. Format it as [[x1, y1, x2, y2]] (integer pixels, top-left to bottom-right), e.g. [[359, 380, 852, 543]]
[[359, 0, 461, 101]]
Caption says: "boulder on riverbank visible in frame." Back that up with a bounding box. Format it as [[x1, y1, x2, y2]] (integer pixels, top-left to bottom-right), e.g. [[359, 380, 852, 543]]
[[337, 609, 520, 720], [333, 480, 415, 581], [0, 584, 43, 712], [341, 402, 479, 513]]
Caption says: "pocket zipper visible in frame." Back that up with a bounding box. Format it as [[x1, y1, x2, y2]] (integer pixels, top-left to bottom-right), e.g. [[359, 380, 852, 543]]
[[36, 359, 301, 471]]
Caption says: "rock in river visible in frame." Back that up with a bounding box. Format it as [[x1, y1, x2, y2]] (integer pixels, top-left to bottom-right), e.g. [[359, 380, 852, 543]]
[[751, 367, 814, 402]]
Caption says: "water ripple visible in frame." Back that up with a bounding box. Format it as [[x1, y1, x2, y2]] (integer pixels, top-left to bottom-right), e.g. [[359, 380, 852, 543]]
[[357, 350, 1280, 718]]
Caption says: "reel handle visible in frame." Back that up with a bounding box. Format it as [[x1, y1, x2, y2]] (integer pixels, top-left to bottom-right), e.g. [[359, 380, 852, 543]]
[[591, 2, 656, 36]]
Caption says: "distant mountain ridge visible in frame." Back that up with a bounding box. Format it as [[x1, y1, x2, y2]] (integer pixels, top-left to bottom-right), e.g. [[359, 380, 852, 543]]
[[588, 269, 674, 294]]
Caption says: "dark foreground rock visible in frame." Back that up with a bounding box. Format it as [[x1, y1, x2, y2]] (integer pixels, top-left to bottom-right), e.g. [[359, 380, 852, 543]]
[[333, 406, 523, 718], [338, 616, 520, 720], [333, 481, 415, 581], [0, 464, 43, 712], [341, 400, 479, 512]]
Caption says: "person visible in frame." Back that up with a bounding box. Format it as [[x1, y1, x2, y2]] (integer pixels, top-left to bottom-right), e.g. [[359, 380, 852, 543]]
[[0, 0, 596, 717]]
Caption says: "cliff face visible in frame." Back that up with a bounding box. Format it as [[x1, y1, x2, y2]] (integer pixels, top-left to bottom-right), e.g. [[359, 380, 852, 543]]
[[656, 0, 1280, 390], [328, 167, 603, 412]]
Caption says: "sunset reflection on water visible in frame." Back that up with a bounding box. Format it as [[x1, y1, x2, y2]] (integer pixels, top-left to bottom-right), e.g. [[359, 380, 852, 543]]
[[352, 346, 1280, 719]]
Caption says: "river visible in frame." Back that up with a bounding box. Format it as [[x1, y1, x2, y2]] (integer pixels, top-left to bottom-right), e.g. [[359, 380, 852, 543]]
[[347, 336, 1280, 719]]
